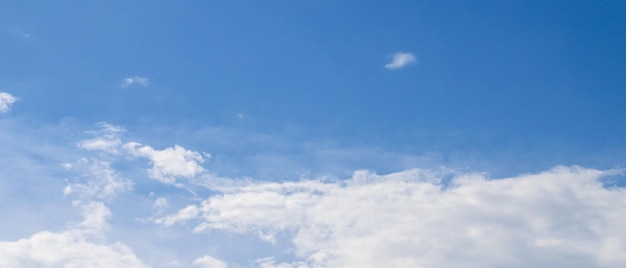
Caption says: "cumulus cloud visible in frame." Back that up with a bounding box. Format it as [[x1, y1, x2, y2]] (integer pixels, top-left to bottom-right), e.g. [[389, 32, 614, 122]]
[[384, 52, 416, 70], [193, 255, 229, 268], [158, 166, 626, 267], [77, 123, 125, 154], [124, 142, 207, 184], [0, 92, 18, 113], [121, 76, 149, 87], [0, 202, 147, 267]]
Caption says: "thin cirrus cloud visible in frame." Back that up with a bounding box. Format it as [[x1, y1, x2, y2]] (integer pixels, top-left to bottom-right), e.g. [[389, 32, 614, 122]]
[[62, 157, 133, 201], [77, 122, 125, 154], [0, 92, 18, 113], [384, 52, 416, 70], [121, 76, 150, 87]]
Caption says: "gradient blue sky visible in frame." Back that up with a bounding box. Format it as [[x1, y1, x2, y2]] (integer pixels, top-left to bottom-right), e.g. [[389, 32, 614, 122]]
[[1, 1, 626, 267]]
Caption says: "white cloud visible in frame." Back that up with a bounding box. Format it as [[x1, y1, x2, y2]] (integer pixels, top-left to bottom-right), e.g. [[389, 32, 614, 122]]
[[155, 205, 199, 227], [0, 202, 148, 268], [384, 52, 416, 70], [0, 231, 147, 268], [63, 158, 133, 201], [0, 92, 18, 113], [193, 255, 229, 268], [160, 166, 626, 267], [153, 197, 169, 214], [121, 76, 149, 87], [78, 123, 125, 154], [124, 142, 207, 184]]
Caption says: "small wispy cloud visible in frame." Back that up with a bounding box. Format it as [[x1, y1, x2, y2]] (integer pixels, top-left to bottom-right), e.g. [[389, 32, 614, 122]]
[[77, 123, 125, 154], [384, 52, 416, 70], [0, 92, 18, 113], [121, 76, 149, 87]]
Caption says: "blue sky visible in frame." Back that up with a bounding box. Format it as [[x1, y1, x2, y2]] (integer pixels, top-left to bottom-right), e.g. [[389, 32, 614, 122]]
[[1, 1, 626, 267]]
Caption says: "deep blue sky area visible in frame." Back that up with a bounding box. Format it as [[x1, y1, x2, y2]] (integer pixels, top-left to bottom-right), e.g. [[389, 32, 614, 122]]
[[2, 0, 626, 176]]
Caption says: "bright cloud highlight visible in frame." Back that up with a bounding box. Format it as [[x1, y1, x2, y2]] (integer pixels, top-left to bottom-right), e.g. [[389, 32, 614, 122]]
[[384, 52, 416, 70], [0, 92, 17, 113], [160, 166, 626, 267]]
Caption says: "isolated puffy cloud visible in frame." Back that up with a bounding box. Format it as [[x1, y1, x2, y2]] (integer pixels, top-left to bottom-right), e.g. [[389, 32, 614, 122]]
[[63, 157, 133, 201], [193, 255, 228, 268], [160, 166, 626, 267], [0, 202, 148, 268], [124, 142, 207, 184], [78, 123, 125, 154], [384, 52, 416, 70], [0, 92, 18, 113], [121, 76, 149, 87]]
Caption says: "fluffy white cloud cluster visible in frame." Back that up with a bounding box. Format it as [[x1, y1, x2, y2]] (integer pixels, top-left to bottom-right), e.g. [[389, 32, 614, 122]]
[[0, 92, 18, 113], [124, 142, 207, 184], [384, 52, 416, 70], [0, 202, 148, 267], [160, 166, 626, 267]]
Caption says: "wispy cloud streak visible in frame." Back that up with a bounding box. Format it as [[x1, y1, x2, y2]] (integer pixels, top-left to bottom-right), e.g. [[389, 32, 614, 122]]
[[0, 92, 17, 113], [384, 52, 416, 70], [121, 76, 149, 87]]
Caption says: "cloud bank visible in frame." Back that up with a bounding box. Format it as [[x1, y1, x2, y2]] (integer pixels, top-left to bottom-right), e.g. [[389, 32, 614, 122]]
[[160, 166, 626, 267], [0, 92, 17, 113], [384, 52, 416, 70], [0, 202, 148, 268]]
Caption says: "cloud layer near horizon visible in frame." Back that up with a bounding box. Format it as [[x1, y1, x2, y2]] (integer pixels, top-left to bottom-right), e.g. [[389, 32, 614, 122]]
[[1, 122, 626, 267], [0, 202, 148, 268], [162, 166, 626, 267]]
